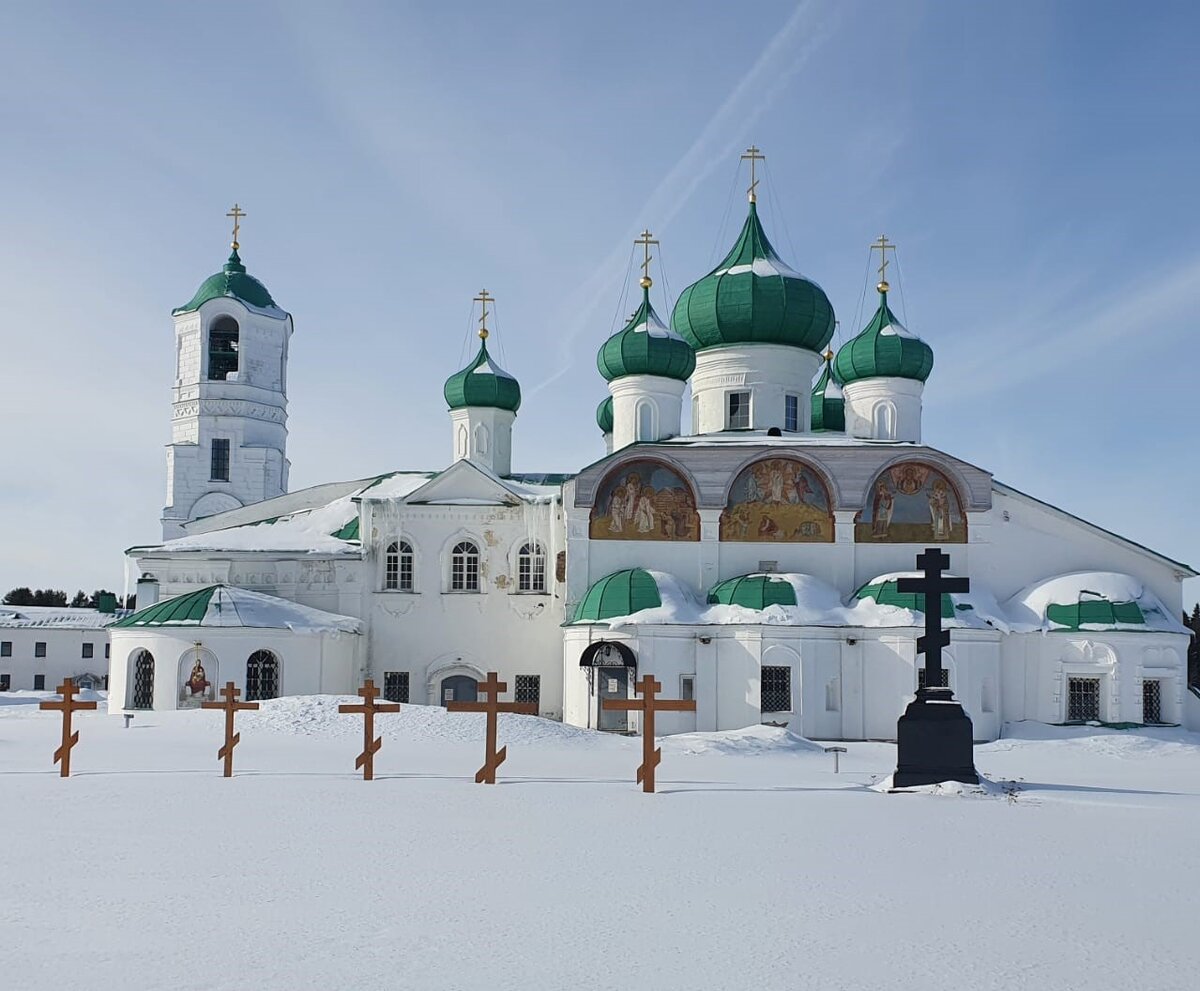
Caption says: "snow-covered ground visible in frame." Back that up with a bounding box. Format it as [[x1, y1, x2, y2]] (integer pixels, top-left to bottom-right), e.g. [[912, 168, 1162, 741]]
[[2, 694, 1197, 991]]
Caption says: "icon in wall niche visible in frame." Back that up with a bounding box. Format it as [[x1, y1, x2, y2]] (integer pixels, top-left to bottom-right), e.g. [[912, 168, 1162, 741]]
[[720, 458, 834, 542], [855, 462, 966, 543], [590, 460, 699, 541], [178, 647, 218, 708]]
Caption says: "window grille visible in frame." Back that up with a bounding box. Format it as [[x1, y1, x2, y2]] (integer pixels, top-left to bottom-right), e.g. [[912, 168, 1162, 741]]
[[1, 641, 11, 657], [245, 650, 280, 701], [760, 665, 791, 712], [208, 318, 239, 381], [211, 438, 230, 481], [918, 667, 950, 690], [727, 391, 751, 430], [384, 671, 410, 704], [515, 674, 541, 708], [680, 674, 695, 702], [385, 541, 414, 591], [132, 651, 154, 709], [784, 394, 799, 432], [34, 674, 45, 690], [1142, 680, 1163, 724], [518, 542, 546, 592], [1067, 676, 1101, 722], [35, 642, 46, 658], [451, 541, 480, 591], [0, 674, 9, 691], [82, 642, 94, 659]]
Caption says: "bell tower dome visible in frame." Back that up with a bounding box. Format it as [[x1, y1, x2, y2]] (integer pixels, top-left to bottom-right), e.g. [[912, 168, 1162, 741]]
[[161, 206, 293, 539]]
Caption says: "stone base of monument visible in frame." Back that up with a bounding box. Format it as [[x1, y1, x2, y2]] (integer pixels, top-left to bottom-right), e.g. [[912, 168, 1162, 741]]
[[892, 687, 979, 788]]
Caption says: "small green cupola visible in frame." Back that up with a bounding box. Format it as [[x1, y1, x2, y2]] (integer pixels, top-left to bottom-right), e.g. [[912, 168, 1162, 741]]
[[597, 288, 695, 382], [174, 247, 280, 315], [834, 287, 933, 385], [443, 290, 521, 413], [670, 201, 834, 353], [811, 347, 845, 432], [596, 395, 614, 434]]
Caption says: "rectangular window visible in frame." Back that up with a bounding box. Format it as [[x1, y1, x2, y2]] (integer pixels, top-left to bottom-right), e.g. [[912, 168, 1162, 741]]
[[680, 674, 695, 702], [1067, 676, 1101, 722], [825, 677, 841, 712], [34, 642, 46, 658], [760, 665, 792, 712], [82, 642, 94, 659], [784, 394, 799, 432], [33, 674, 45, 691], [692, 394, 700, 433], [918, 667, 950, 691], [1142, 680, 1163, 725], [105, 643, 111, 659], [210, 438, 231, 481], [0, 641, 10, 657], [0, 674, 9, 691], [727, 391, 751, 430], [515, 675, 541, 709], [383, 671, 410, 704]]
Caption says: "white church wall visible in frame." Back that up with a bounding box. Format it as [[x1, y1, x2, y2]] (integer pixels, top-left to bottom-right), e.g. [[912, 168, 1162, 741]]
[[634, 631, 698, 735], [796, 636, 843, 740], [690, 344, 821, 434]]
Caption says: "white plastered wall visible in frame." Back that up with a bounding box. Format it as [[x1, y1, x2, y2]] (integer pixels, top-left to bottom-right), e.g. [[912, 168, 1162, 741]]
[[689, 344, 821, 434]]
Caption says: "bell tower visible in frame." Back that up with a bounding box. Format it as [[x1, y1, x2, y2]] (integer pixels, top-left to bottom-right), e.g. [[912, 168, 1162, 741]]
[[161, 206, 293, 539]]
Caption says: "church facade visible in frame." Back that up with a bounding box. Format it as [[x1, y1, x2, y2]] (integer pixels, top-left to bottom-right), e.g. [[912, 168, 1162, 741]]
[[113, 167, 1197, 738]]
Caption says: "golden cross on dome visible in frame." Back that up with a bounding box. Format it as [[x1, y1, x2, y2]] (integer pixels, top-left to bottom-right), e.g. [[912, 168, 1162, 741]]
[[635, 229, 658, 289], [871, 234, 896, 292], [740, 145, 766, 202], [474, 289, 494, 340], [226, 203, 246, 250]]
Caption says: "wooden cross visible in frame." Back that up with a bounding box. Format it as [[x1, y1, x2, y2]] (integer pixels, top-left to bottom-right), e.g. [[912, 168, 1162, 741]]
[[897, 548, 970, 692], [635, 229, 658, 289], [201, 681, 259, 778], [38, 678, 97, 778], [474, 288, 494, 340], [226, 203, 246, 249], [601, 674, 696, 793], [338, 679, 400, 781], [740, 144, 766, 202], [446, 672, 537, 783], [871, 234, 896, 291]]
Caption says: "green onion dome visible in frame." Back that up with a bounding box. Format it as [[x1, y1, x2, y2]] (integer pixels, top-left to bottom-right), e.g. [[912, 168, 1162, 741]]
[[670, 202, 835, 352], [597, 290, 695, 382], [834, 289, 933, 385], [810, 348, 845, 432], [707, 573, 797, 609], [443, 338, 521, 412], [596, 395, 614, 434], [173, 248, 280, 314], [572, 568, 663, 622]]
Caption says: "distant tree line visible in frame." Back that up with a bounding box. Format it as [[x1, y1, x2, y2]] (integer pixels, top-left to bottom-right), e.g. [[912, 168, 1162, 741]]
[[2, 588, 134, 609], [1186, 605, 1200, 693]]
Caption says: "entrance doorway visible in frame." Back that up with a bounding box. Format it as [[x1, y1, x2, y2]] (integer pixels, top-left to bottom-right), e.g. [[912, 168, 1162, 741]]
[[440, 675, 478, 705], [597, 666, 629, 732]]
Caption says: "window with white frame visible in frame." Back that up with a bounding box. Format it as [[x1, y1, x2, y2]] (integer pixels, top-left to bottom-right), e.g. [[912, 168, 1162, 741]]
[[517, 542, 546, 592], [1066, 676, 1101, 722], [384, 671, 410, 704], [784, 394, 799, 432], [515, 674, 540, 708], [385, 540, 414, 591], [727, 391, 751, 430], [451, 540, 480, 592], [760, 665, 791, 712]]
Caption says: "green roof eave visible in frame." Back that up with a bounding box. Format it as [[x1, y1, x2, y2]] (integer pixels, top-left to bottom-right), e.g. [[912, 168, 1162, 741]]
[[113, 586, 216, 628], [572, 569, 661, 622], [707, 574, 797, 609], [173, 249, 280, 315]]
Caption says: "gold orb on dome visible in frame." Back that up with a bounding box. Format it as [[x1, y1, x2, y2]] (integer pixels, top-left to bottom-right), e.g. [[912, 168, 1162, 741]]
[[877, 280, 890, 294], [639, 276, 653, 289]]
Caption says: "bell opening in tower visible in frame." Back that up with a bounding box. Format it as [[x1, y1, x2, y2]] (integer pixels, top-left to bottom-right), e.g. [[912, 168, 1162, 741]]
[[208, 316, 240, 381]]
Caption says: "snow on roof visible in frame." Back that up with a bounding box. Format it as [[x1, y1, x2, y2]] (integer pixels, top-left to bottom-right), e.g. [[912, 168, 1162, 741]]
[[115, 585, 361, 634], [660, 432, 917, 447], [1004, 571, 1187, 634], [0, 605, 126, 629]]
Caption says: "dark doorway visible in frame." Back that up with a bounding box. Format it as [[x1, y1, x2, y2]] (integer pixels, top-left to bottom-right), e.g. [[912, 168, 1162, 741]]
[[597, 666, 630, 732], [441, 675, 478, 705]]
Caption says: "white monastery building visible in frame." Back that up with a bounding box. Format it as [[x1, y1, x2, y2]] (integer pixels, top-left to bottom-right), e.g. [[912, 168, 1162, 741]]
[[112, 161, 1199, 738]]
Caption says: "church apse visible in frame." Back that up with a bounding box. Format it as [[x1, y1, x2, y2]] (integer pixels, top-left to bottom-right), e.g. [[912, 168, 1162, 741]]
[[589, 460, 699, 541], [855, 462, 966, 543], [720, 457, 834, 542]]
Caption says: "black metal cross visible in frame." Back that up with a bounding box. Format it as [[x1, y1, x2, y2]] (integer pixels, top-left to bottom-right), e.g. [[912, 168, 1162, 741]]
[[896, 548, 969, 691]]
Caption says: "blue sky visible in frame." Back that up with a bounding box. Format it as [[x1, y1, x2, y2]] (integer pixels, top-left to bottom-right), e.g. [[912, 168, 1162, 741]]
[[1, 0, 1197, 604]]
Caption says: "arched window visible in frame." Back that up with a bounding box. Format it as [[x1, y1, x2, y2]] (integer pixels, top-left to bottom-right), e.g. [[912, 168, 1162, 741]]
[[474, 424, 489, 455], [873, 401, 896, 441], [451, 540, 480, 591], [208, 316, 240, 381], [130, 649, 155, 709], [456, 425, 468, 459], [385, 540, 414, 591], [636, 401, 655, 441], [246, 649, 280, 701], [517, 541, 546, 592]]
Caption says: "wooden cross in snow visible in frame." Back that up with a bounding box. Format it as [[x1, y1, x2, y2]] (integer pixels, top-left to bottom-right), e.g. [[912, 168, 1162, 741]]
[[339, 679, 400, 781], [602, 674, 696, 793], [446, 672, 537, 783], [39, 678, 97, 777], [201, 681, 259, 777], [897, 548, 970, 692]]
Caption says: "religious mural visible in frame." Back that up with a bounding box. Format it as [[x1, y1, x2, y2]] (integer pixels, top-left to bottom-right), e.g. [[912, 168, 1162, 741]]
[[855, 462, 966, 543], [719, 458, 834, 542], [177, 649, 218, 708], [589, 460, 699, 541]]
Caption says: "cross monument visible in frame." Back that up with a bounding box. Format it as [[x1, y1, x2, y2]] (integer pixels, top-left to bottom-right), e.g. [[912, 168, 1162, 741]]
[[446, 672, 537, 783], [38, 678, 98, 777], [602, 674, 696, 793], [201, 681, 260, 777], [339, 679, 401, 781]]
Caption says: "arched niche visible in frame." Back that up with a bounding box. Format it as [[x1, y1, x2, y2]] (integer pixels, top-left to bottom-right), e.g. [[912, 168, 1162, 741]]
[[589, 459, 699, 541], [855, 461, 967, 543], [720, 457, 834, 542]]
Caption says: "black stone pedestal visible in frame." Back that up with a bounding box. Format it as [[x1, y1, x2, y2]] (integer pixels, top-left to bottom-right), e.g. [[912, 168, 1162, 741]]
[[893, 688, 979, 788]]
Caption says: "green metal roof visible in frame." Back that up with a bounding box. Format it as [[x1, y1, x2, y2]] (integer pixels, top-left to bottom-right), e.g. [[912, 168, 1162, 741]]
[[810, 353, 845, 432], [443, 339, 522, 412], [854, 578, 968, 620], [173, 249, 279, 314], [834, 290, 933, 384], [596, 395, 614, 434], [597, 290, 695, 382], [330, 517, 360, 541], [707, 574, 797, 609], [572, 569, 661, 622], [1046, 599, 1146, 630], [670, 202, 835, 353], [113, 586, 216, 627]]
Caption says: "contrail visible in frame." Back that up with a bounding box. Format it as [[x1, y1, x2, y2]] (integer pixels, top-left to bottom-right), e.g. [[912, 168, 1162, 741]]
[[525, 0, 837, 397]]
